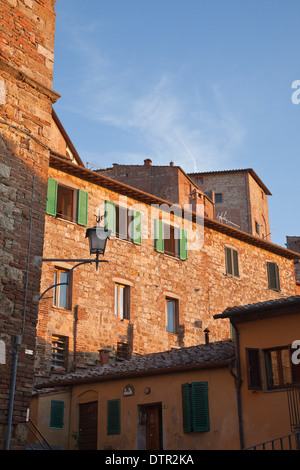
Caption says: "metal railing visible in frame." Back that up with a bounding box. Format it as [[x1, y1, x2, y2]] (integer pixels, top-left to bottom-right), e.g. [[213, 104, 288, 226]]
[[26, 419, 53, 450], [244, 431, 300, 450], [287, 383, 300, 431]]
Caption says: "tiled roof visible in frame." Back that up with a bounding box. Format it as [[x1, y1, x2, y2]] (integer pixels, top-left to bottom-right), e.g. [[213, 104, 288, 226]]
[[35, 340, 236, 390], [214, 295, 300, 320]]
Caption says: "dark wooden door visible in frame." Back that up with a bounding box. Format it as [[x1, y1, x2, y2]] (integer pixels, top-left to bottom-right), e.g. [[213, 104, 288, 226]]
[[79, 401, 98, 450], [145, 404, 161, 450]]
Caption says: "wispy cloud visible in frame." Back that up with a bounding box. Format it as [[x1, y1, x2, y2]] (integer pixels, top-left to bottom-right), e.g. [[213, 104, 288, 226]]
[[57, 22, 246, 173]]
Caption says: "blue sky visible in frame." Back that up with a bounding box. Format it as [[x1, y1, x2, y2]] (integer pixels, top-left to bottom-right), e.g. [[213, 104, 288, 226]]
[[52, 0, 300, 247]]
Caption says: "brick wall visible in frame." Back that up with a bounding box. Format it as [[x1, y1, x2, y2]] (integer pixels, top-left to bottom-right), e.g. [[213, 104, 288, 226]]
[[34, 165, 297, 384], [97, 160, 214, 218], [0, 0, 57, 450], [190, 170, 271, 240]]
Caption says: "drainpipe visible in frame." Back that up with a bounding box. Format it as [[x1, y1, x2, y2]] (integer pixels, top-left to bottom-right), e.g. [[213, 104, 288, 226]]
[[229, 321, 245, 450]]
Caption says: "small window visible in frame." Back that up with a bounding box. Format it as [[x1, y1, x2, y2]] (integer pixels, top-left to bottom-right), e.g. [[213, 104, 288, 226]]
[[105, 201, 142, 245], [53, 267, 72, 310], [46, 178, 89, 226], [215, 193, 223, 203], [225, 247, 239, 278], [255, 221, 260, 235], [155, 220, 188, 260], [246, 348, 262, 390], [267, 262, 280, 291], [107, 399, 121, 435], [166, 297, 179, 334], [181, 382, 210, 433], [264, 346, 292, 390], [51, 335, 68, 370], [114, 283, 130, 320], [50, 400, 64, 429]]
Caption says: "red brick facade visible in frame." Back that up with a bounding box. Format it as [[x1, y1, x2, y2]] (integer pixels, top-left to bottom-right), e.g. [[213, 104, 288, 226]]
[[0, 0, 57, 449]]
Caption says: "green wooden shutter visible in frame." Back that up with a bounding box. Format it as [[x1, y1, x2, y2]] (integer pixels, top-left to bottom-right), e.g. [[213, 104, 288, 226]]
[[181, 383, 192, 433], [107, 399, 120, 435], [179, 228, 188, 260], [267, 262, 280, 290], [232, 249, 239, 277], [46, 177, 57, 216], [77, 189, 89, 226], [105, 201, 116, 237], [225, 247, 233, 275], [155, 219, 164, 253], [50, 400, 64, 429], [275, 263, 280, 291], [132, 210, 142, 245], [191, 382, 210, 432]]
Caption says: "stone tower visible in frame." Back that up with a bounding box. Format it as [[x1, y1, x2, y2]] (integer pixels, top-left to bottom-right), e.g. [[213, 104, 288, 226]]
[[0, 0, 59, 449]]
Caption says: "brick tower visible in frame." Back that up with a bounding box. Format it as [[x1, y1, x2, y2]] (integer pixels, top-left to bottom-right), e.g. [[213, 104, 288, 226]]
[[0, 0, 59, 449]]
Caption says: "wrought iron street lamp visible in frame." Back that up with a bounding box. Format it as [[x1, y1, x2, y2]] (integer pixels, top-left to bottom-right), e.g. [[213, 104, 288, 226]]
[[39, 226, 111, 301]]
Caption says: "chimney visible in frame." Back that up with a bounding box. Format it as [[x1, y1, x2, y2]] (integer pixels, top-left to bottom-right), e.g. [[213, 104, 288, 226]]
[[170, 161, 174, 166], [98, 349, 111, 366], [144, 158, 152, 166], [204, 328, 210, 345]]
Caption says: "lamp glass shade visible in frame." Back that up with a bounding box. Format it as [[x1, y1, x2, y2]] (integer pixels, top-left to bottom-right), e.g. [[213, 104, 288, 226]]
[[86, 227, 111, 255]]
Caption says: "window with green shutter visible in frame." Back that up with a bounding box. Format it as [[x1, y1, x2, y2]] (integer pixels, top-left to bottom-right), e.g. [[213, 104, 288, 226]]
[[77, 189, 89, 226], [132, 210, 142, 245], [179, 228, 188, 261], [155, 219, 164, 254], [45, 178, 89, 226], [46, 177, 58, 216], [181, 382, 210, 433], [155, 220, 188, 260], [225, 246, 239, 278], [104, 201, 142, 245], [267, 262, 280, 291], [50, 400, 64, 429], [107, 399, 120, 435]]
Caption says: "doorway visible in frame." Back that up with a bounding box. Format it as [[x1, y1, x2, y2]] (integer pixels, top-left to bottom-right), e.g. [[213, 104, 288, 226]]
[[78, 401, 98, 450], [138, 403, 162, 450]]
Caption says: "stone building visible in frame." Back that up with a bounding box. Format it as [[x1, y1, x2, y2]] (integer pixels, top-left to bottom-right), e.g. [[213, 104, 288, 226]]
[[34, 141, 300, 386], [188, 169, 271, 240], [0, 0, 59, 450], [96, 164, 272, 241]]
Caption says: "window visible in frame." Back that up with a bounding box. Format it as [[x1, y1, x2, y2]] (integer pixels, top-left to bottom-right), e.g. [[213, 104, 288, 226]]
[[225, 247, 239, 278], [51, 335, 68, 370], [181, 382, 210, 433], [155, 220, 188, 260], [246, 348, 262, 390], [114, 283, 130, 320], [264, 346, 293, 390], [215, 193, 223, 203], [267, 262, 280, 291], [53, 268, 72, 310], [46, 177, 88, 226], [105, 201, 142, 245], [107, 399, 121, 435], [166, 297, 179, 334], [50, 400, 64, 429], [255, 221, 260, 235]]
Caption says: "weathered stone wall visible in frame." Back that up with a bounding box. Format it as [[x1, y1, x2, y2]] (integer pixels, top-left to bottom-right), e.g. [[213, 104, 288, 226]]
[[35, 165, 297, 384], [0, 0, 57, 450], [97, 161, 214, 218], [189, 170, 271, 240]]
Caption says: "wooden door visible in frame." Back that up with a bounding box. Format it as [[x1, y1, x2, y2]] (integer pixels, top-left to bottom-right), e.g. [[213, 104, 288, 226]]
[[145, 404, 161, 450], [79, 401, 98, 450]]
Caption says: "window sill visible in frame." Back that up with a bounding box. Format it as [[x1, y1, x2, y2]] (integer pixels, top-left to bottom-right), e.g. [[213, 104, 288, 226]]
[[115, 317, 130, 324], [52, 305, 72, 313]]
